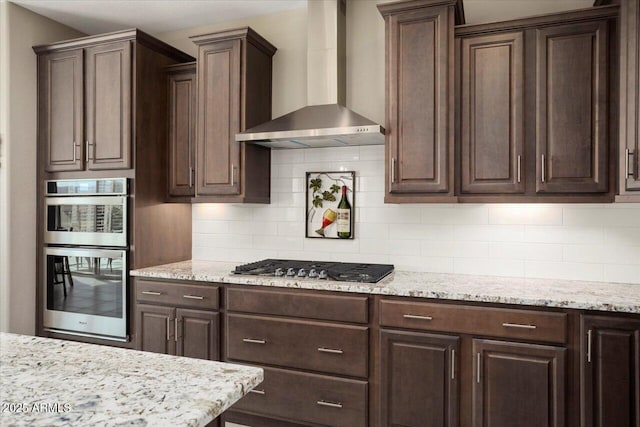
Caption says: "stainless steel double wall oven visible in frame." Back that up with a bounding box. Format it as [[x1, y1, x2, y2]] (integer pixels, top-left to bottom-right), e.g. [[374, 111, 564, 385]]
[[43, 178, 129, 341]]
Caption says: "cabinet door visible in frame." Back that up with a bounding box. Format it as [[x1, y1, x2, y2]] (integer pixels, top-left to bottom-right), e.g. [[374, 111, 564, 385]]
[[38, 49, 84, 172], [380, 329, 459, 427], [196, 39, 241, 196], [85, 41, 132, 170], [168, 68, 196, 197], [460, 32, 525, 194], [472, 339, 565, 427], [535, 21, 609, 193], [581, 315, 640, 427], [385, 5, 453, 195], [620, 0, 640, 194], [176, 308, 219, 361], [136, 304, 175, 355]]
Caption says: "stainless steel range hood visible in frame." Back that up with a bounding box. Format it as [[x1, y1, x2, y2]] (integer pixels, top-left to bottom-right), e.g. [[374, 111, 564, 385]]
[[235, 0, 385, 149]]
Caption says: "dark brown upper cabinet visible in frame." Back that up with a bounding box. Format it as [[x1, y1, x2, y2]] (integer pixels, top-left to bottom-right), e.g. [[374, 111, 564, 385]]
[[380, 329, 459, 427], [378, 0, 457, 203], [191, 28, 276, 203], [618, 0, 640, 201], [85, 41, 132, 170], [166, 62, 197, 198], [455, 6, 617, 202], [472, 339, 566, 427], [38, 48, 84, 172], [35, 30, 194, 175], [458, 31, 525, 194], [581, 315, 640, 427], [535, 21, 609, 194]]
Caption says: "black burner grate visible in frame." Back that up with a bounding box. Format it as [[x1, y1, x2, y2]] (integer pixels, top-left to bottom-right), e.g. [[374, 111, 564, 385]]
[[234, 259, 394, 283]]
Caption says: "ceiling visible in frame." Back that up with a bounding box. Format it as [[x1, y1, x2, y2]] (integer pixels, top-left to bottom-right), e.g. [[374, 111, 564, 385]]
[[10, 0, 307, 35], [11, 0, 598, 36]]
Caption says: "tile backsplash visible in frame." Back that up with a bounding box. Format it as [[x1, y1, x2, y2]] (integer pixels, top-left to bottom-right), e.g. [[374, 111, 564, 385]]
[[193, 146, 640, 284]]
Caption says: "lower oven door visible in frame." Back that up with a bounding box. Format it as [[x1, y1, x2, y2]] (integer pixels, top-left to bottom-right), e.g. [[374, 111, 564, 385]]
[[43, 246, 128, 341]]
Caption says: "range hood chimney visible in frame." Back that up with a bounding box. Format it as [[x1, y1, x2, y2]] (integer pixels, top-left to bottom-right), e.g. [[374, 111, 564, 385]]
[[235, 0, 385, 149]]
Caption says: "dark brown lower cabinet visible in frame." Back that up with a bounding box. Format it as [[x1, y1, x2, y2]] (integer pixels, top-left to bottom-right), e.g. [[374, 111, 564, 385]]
[[581, 315, 640, 427], [136, 304, 219, 361], [472, 339, 566, 427], [380, 329, 459, 427], [231, 366, 368, 427], [137, 304, 175, 355]]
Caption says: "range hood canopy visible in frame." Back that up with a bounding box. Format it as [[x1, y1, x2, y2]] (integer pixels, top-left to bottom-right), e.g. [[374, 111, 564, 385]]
[[235, 0, 385, 149], [236, 104, 384, 149]]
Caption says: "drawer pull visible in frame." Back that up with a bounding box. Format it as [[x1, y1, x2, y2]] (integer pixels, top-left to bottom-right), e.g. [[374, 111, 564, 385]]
[[183, 294, 204, 300], [317, 400, 343, 409], [403, 314, 433, 321], [502, 322, 537, 330], [242, 338, 267, 345], [141, 291, 162, 296], [249, 389, 265, 395], [318, 347, 344, 355]]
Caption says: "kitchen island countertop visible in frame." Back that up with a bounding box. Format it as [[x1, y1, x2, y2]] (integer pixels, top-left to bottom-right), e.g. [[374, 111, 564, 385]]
[[131, 259, 640, 314], [0, 333, 262, 427]]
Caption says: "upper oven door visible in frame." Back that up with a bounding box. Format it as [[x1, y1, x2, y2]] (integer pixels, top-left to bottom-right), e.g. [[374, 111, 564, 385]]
[[45, 196, 127, 247]]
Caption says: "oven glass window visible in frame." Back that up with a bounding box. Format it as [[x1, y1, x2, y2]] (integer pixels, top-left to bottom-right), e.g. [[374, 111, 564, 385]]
[[46, 254, 124, 318], [47, 179, 126, 195], [47, 204, 124, 234]]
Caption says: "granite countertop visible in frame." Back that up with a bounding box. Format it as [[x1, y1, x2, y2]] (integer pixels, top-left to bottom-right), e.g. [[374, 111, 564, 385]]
[[131, 260, 640, 314], [0, 333, 262, 427]]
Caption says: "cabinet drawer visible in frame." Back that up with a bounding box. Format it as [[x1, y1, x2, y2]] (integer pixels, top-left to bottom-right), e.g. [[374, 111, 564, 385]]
[[227, 314, 369, 378], [380, 299, 567, 344], [226, 287, 368, 323], [136, 280, 219, 310], [232, 366, 367, 427]]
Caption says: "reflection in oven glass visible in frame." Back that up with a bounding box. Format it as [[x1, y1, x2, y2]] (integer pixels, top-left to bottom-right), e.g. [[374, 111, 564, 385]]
[[48, 205, 124, 233], [47, 256, 123, 318]]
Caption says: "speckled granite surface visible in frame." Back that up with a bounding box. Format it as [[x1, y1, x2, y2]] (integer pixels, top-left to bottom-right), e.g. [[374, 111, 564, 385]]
[[0, 333, 262, 427], [131, 260, 640, 314]]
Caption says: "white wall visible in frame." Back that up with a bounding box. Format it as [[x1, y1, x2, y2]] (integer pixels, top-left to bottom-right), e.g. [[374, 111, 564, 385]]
[[156, 7, 307, 118], [0, 2, 84, 334], [185, 0, 640, 285]]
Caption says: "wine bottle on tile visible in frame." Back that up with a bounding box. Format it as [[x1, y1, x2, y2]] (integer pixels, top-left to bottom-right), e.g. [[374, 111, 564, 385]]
[[336, 185, 351, 239]]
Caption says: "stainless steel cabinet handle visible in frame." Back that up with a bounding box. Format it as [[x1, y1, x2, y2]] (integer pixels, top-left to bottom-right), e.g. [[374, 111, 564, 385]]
[[626, 149, 634, 177], [317, 400, 343, 409], [166, 317, 170, 341], [390, 157, 396, 185], [477, 352, 481, 384], [517, 155, 522, 183], [403, 314, 433, 321], [183, 294, 204, 300], [318, 347, 344, 355], [85, 140, 89, 163], [541, 154, 546, 183], [87, 141, 95, 161], [174, 318, 179, 342], [242, 338, 266, 345], [231, 164, 235, 187], [451, 349, 455, 380], [249, 389, 265, 395], [189, 166, 193, 188], [72, 141, 77, 163], [587, 329, 592, 363], [141, 291, 162, 296], [502, 322, 537, 330]]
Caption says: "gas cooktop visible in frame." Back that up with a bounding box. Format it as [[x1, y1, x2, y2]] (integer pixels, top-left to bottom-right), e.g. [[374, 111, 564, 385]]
[[233, 259, 394, 283]]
